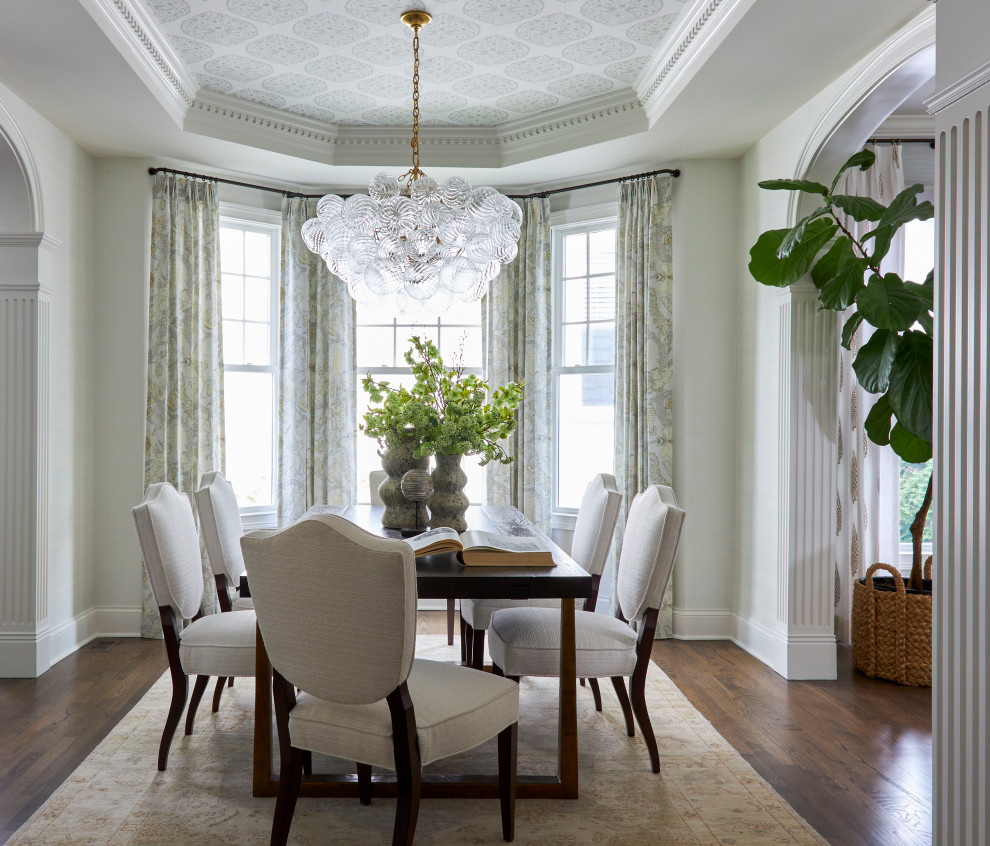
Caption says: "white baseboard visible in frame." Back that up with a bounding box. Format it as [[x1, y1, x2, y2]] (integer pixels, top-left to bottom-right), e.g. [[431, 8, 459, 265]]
[[0, 629, 51, 678], [41, 606, 143, 672], [672, 608, 733, 639], [730, 613, 837, 680], [418, 599, 457, 612]]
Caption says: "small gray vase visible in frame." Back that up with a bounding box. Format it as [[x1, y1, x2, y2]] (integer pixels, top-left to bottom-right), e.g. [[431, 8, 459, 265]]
[[428, 452, 469, 532], [380, 442, 429, 530]]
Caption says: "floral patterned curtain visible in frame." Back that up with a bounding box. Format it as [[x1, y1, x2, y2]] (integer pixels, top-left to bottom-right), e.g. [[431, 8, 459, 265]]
[[142, 173, 224, 637], [483, 197, 553, 532], [613, 174, 675, 637], [277, 196, 357, 525], [833, 145, 903, 643]]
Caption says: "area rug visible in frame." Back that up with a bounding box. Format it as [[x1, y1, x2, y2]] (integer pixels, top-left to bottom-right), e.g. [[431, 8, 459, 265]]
[[7, 637, 826, 846]]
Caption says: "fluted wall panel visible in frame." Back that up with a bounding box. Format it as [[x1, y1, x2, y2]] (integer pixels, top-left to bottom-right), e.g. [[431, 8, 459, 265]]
[[933, 99, 990, 846], [0, 293, 39, 629]]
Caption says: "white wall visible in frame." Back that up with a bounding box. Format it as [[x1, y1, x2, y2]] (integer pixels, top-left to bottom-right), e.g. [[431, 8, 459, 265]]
[[91, 159, 152, 632], [0, 79, 98, 668]]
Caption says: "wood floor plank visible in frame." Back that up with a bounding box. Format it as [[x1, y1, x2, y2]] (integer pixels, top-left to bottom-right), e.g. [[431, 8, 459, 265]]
[[0, 618, 931, 846], [651, 640, 931, 846]]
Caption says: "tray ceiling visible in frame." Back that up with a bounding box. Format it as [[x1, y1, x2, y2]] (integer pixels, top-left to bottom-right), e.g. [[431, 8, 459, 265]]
[[144, 0, 686, 127]]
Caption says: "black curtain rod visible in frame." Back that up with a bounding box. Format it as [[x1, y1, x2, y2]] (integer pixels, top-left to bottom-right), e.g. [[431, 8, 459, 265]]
[[867, 137, 936, 148], [147, 165, 680, 201]]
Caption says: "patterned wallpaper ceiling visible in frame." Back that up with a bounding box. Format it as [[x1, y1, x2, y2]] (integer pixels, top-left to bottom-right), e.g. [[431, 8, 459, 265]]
[[142, 0, 687, 127]]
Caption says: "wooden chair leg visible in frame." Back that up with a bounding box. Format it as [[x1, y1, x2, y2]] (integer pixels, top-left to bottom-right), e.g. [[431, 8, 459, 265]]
[[471, 627, 486, 671], [579, 677, 586, 687], [185, 674, 210, 735], [159, 669, 187, 771], [388, 685, 421, 846], [446, 598, 455, 646], [271, 747, 303, 846], [228, 676, 234, 687], [212, 677, 227, 712], [588, 677, 603, 711], [498, 723, 517, 842], [464, 622, 474, 667], [358, 762, 372, 805], [460, 614, 468, 663], [492, 663, 504, 676], [630, 675, 660, 773], [302, 750, 312, 775], [611, 676, 635, 736]]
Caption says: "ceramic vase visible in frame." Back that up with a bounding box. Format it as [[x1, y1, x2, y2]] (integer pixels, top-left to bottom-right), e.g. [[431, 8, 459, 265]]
[[429, 452, 469, 532], [380, 441, 429, 530]]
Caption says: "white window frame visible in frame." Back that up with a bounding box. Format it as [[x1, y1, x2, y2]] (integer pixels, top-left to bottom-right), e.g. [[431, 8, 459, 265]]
[[219, 203, 281, 529], [550, 205, 618, 531]]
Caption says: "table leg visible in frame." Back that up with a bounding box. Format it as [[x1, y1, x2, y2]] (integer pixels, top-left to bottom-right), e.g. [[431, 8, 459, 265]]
[[447, 598, 455, 646], [557, 597, 579, 798]]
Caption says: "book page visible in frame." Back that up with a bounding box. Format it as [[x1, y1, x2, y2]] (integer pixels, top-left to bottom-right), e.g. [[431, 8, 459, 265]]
[[459, 530, 549, 554], [404, 526, 462, 554]]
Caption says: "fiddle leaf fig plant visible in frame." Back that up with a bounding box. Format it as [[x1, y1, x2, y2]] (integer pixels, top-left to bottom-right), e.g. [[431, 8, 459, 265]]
[[749, 149, 934, 591]]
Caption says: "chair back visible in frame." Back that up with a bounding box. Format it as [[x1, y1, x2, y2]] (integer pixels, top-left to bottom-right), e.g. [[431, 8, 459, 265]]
[[132, 483, 204, 621], [616, 485, 685, 623], [369, 470, 387, 506], [241, 515, 417, 705], [195, 471, 246, 585], [569, 473, 622, 576]]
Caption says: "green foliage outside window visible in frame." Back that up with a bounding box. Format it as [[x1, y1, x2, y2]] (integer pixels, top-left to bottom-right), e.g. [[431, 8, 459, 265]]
[[900, 459, 933, 543]]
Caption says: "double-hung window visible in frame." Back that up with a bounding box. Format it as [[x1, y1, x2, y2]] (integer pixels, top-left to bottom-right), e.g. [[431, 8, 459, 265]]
[[219, 207, 280, 524], [355, 300, 485, 504], [552, 220, 617, 512]]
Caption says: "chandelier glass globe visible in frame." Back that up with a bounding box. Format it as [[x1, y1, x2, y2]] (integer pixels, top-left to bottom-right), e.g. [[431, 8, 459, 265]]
[[301, 9, 522, 315]]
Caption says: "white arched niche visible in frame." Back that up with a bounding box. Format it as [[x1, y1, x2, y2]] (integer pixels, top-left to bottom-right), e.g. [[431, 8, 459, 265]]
[[769, 9, 934, 680], [0, 94, 54, 677]]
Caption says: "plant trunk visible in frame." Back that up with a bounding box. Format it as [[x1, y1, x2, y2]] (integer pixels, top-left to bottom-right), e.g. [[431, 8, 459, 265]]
[[908, 472, 933, 591]]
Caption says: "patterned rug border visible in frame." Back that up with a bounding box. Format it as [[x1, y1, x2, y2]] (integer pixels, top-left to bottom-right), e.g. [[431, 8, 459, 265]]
[[7, 636, 827, 846]]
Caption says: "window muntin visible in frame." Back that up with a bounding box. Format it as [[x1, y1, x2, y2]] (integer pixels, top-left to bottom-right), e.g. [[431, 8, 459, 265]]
[[219, 218, 279, 511], [553, 223, 616, 510], [355, 304, 485, 505]]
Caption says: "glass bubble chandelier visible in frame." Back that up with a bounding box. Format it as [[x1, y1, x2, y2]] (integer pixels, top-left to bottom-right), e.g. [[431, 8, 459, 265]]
[[301, 9, 522, 315]]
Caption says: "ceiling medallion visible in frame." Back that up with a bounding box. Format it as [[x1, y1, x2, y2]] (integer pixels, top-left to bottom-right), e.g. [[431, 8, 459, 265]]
[[302, 9, 522, 314]]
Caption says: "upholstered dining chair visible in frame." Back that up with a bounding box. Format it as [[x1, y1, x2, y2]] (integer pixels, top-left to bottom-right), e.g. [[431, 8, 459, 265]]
[[369, 469, 387, 506], [487, 484, 685, 774], [195, 471, 253, 612], [132, 482, 257, 771], [195, 470, 253, 712], [241, 514, 520, 846], [460, 473, 622, 677]]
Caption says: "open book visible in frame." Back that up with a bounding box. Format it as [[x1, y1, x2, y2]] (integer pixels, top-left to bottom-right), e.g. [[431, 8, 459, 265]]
[[404, 527, 555, 566]]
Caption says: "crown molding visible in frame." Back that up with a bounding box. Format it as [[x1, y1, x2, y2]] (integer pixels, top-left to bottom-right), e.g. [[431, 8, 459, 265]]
[[78, 0, 196, 126], [637, 0, 757, 127], [873, 114, 936, 139], [186, 90, 648, 169], [925, 58, 990, 115]]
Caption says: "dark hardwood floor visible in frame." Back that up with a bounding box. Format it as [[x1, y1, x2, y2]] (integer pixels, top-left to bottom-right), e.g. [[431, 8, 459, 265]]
[[651, 639, 931, 846], [0, 637, 167, 843], [0, 618, 931, 846]]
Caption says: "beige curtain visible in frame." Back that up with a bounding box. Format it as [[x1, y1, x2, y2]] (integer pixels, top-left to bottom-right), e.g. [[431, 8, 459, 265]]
[[277, 196, 357, 525], [483, 197, 553, 532], [142, 173, 224, 637], [834, 145, 903, 643], [613, 174, 675, 637]]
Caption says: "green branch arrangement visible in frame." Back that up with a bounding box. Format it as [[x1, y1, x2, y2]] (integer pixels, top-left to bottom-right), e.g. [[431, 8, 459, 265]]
[[748, 149, 934, 591], [361, 336, 524, 465]]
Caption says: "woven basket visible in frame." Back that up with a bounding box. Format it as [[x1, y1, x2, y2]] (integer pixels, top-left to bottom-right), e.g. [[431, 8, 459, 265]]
[[851, 558, 932, 687]]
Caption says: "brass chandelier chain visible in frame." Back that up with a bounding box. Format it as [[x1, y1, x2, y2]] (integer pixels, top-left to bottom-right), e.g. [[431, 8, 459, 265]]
[[399, 9, 431, 190]]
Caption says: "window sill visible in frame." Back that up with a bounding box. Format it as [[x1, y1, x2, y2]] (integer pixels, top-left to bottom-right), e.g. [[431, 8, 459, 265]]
[[551, 510, 578, 532], [241, 507, 277, 530]]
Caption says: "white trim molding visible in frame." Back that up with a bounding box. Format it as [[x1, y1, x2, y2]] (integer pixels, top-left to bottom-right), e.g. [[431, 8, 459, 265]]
[[638, 0, 757, 127], [77, 0, 195, 125], [672, 608, 733, 640], [0, 100, 44, 232], [925, 58, 990, 115]]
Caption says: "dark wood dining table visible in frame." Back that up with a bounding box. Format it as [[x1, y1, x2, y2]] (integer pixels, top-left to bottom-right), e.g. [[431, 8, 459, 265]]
[[251, 504, 592, 800]]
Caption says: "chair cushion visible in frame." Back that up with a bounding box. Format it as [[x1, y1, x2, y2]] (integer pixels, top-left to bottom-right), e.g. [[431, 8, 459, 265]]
[[460, 597, 565, 630], [179, 609, 257, 678], [288, 659, 519, 769], [488, 607, 638, 679]]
